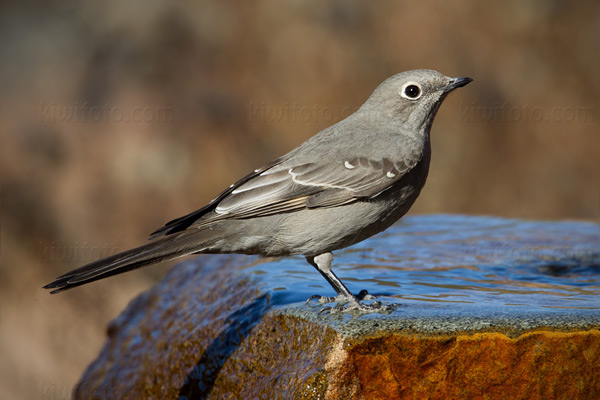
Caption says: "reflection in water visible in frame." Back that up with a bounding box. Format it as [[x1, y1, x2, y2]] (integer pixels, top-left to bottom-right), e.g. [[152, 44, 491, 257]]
[[242, 215, 600, 312]]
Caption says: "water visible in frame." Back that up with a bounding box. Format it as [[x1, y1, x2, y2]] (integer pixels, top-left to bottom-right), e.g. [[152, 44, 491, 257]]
[[239, 215, 600, 315]]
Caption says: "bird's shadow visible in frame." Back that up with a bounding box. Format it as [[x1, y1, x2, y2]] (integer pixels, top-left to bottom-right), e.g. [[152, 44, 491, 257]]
[[177, 293, 272, 400]]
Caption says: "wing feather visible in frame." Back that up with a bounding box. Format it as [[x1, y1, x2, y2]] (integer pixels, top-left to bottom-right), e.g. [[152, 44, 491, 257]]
[[213, 157, 412, 219], [153, 154, 417, 236]]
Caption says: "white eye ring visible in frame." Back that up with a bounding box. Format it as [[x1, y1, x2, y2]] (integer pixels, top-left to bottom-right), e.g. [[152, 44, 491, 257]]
[[400, 82, 422, 100]]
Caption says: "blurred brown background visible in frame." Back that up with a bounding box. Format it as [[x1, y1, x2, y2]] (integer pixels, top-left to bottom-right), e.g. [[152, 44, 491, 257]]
[[1, 0, 598, 398]]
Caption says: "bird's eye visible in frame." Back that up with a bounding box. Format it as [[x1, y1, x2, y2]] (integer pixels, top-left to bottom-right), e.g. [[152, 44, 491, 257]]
[[401, 83, 422, 100]]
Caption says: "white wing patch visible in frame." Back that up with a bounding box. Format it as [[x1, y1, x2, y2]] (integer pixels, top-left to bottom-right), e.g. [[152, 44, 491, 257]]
[[231, 176, 277, 194], [289, 167, 354, 190]]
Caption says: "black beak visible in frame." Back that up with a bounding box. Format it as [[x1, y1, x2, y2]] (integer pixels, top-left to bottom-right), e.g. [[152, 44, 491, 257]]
[[445, 77, 473, 92]]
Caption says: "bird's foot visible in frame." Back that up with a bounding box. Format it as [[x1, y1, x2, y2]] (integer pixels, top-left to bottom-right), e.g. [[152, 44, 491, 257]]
[[306, 290, 396, 314], [307, 289, 374, 305]]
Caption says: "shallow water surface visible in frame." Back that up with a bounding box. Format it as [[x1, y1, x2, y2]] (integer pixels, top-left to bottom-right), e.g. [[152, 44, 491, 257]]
[[240, 215, 600, 316]]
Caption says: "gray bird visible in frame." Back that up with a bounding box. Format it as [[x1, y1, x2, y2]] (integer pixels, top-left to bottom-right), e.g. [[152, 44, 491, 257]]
[[44, 69, 472, 312]]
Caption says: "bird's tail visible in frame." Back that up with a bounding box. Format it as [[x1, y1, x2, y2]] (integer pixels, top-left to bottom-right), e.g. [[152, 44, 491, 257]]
[[43, 229, 215, 294]]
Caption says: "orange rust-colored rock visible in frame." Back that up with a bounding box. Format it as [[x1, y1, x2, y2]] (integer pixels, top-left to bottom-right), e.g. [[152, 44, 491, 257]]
[[336, 329, 600, 400]]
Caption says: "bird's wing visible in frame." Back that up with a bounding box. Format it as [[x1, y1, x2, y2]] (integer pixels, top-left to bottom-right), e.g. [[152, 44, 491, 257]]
[[150, 156, 416, 237], [213, 156, 414, 218]]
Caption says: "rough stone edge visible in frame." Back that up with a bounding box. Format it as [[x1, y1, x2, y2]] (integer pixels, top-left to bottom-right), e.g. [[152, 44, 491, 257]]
[[274, 306, 600, 339]]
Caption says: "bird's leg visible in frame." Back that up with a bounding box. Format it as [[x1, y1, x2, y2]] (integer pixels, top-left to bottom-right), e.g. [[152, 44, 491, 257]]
[[305, 253, 380, 312]]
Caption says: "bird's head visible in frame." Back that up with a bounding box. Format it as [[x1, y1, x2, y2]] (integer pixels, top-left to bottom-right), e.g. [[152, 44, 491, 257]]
[[360, 69, 472, 131]]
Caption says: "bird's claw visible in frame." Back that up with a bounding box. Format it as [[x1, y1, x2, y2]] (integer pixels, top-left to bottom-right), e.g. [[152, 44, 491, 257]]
[[356, 289, 376, 301], [306, 290, 396, 314], [307, 294, 337, 307]]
